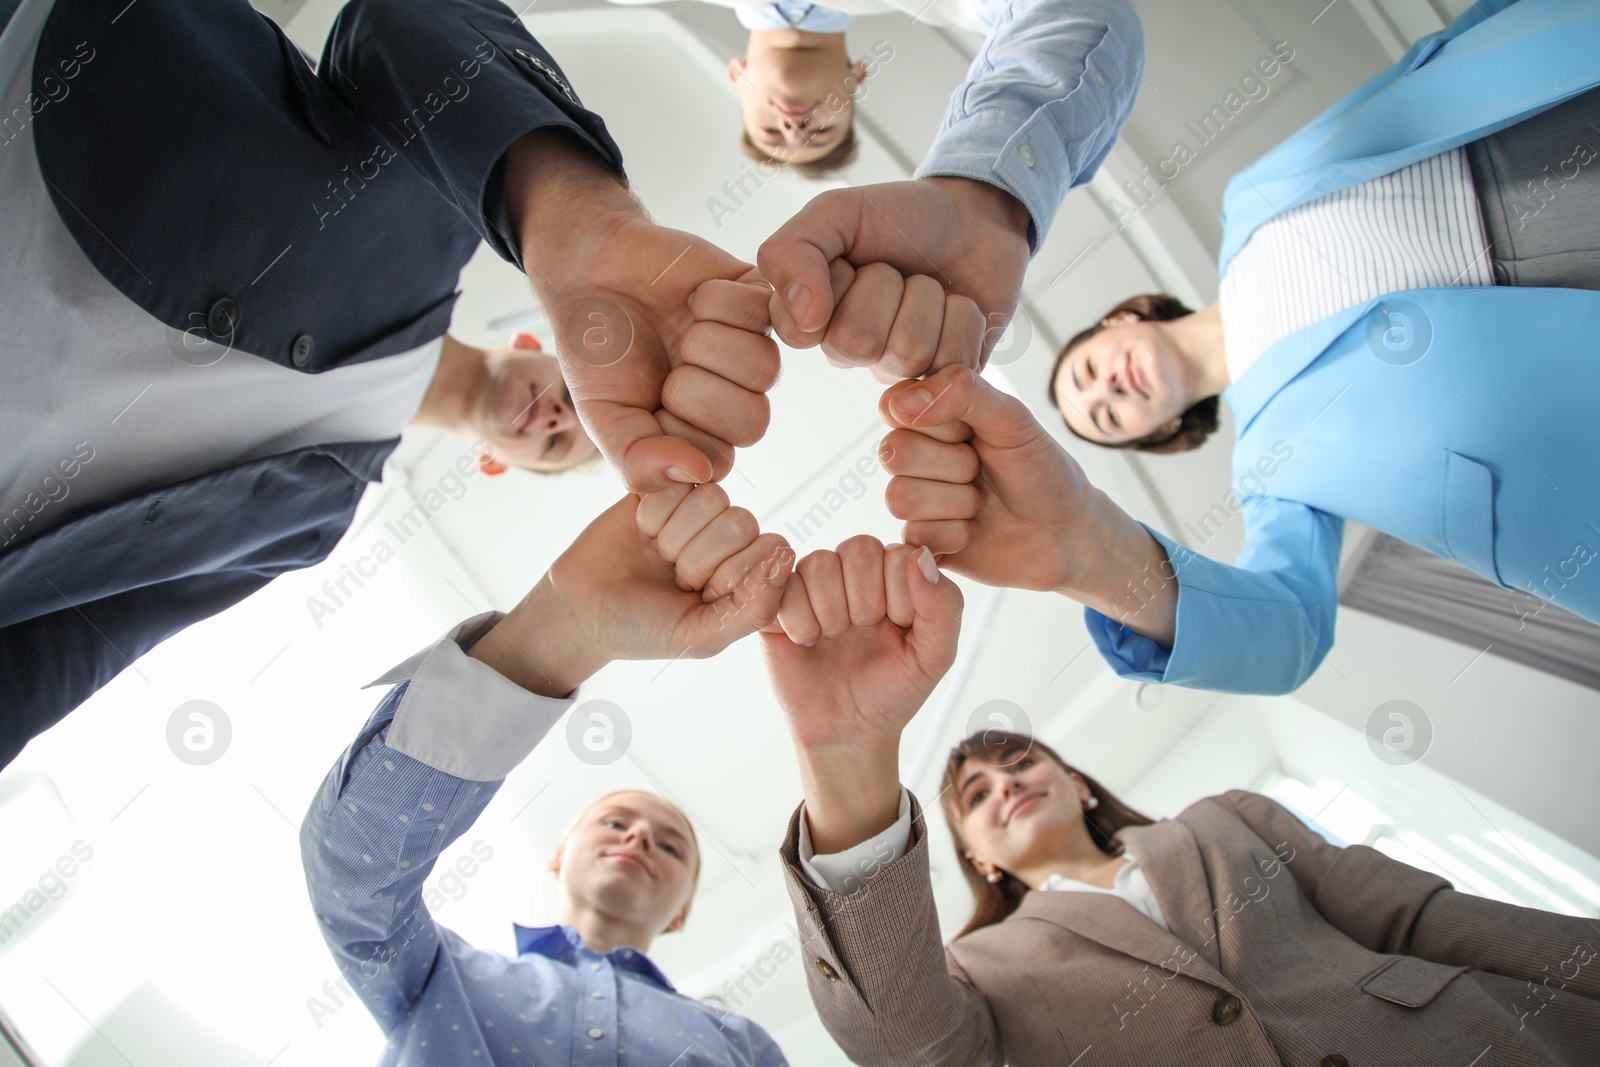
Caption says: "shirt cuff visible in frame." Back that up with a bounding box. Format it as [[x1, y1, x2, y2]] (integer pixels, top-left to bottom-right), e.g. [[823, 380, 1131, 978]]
[[916, 107, 1064, 253], [364, 611, 575, 781], [797, 787, 912, 895]]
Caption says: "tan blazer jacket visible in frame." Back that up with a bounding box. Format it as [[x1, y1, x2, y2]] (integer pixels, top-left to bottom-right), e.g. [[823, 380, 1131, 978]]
[[780, 790, 1600, 1066]]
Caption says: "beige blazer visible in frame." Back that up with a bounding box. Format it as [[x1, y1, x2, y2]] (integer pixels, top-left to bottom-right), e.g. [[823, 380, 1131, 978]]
[[780, 789, 1600, 1066]]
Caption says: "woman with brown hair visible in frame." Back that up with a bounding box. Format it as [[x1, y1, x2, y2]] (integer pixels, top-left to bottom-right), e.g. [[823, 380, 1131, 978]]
[[761, 534, 1600, 1066], [874, 0, 1600, 697]]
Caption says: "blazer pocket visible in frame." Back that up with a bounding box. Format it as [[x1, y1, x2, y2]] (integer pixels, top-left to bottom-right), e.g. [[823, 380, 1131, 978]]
[[1359, 956, 1470, 1008], [1439, 450, 1505, 586]]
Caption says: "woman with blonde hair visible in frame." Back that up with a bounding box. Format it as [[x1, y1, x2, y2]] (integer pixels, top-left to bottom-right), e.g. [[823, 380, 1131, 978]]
[[761, 534, 1600, 1065]]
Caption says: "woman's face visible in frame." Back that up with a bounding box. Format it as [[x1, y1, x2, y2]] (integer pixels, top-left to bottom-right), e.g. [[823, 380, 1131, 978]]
[[954, 748, 1094, 883], [556, 792, 698, 938], [475, 337, 599, 473], [1052, 314, 1187, 445]]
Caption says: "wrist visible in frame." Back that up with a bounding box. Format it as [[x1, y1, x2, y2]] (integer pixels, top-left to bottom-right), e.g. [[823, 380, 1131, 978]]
[[467, 579, 609, 698], [927, 175, 1031, 244], [1055, 492, 1178, 644], [506, 127, 640, 301], [794, 736, 903, 855]]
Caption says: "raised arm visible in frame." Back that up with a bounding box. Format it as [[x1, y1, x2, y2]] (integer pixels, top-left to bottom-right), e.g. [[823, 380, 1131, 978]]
[[757, 0, 1143, 373], [302, 491, 791, 1029], [1215, 790, 1600, 999], [879, 364, 1342, 693], [328, 0, 782, 491], [761, 537, 1003, 1066]]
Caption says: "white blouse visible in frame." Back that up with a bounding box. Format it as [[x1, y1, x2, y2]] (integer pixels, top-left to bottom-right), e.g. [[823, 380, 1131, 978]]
[[1219, 145, 1493, 383]]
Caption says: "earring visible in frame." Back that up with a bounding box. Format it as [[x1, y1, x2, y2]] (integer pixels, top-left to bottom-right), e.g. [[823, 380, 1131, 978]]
[[477, 452, 508, 477], [985, 871, 1002, 884], [1085, 796, 1100, 810]]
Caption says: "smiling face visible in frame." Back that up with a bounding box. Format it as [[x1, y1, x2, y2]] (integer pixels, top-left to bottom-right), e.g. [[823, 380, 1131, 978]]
[[1051, 313, 1189, 446], [474, 334, 598, 472], [951, 746, 1096, 885], [729, 33, 866, 166], [553, 792, 700, 940]]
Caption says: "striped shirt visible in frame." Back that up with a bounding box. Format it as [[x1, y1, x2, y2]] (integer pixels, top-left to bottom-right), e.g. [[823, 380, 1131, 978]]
[[1220, 146, 1493, 383]]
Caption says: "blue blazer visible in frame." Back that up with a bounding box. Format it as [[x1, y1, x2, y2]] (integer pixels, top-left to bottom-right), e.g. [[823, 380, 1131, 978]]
[[1089, 0, 1600, 694], [0, 0, 623, 767]]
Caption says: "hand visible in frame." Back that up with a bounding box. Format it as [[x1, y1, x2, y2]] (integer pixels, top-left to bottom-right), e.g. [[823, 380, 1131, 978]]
[[468, 493, 792, 696], [761, 537, 962, 852], [880, 365, 1178, 646], [757, 177, 1031, 380], [508, 129, 781, 492]]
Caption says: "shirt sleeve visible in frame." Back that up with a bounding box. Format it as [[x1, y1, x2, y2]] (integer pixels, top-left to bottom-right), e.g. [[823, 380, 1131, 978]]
[[300, 612, 575, 1032], [1085, 495, 1344, 695], [322, 0, 626, 268], [916, 0, 1144, 250], [797, 787, 913, 895]]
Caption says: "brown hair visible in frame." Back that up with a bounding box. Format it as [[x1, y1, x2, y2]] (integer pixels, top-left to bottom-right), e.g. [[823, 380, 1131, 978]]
[[939, 730, 1153, 939], [1047, 294, 1220, 454], [738, 126, 859, 179]]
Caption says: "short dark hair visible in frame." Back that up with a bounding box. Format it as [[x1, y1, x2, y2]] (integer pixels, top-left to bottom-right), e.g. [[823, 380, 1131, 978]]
[[1047, 294, 1220, 454], [738, 126, 859, 179]]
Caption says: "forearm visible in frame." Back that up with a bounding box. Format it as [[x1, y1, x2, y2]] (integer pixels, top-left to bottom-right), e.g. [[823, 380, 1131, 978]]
[[793, 738, 904, 855], [1058, 488, 1178, 648], [505, 126, 640, 303], [466, 575, 605, 698], [780, 800, 1002, 1067], [918, 0, 1144, 246], [302, 685, 504, 1028]]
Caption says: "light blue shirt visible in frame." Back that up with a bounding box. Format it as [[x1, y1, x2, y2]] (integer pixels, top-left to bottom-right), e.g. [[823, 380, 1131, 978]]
[[916, 0, 1144, 250], [1086, 0, 1600, 694], [735, 3, 852, 32], [302, 617, 787, 1066]]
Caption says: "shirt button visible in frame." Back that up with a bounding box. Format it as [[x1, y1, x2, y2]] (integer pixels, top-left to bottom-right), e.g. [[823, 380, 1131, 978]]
[[1212, 993, 1244, 1026], [590, 963, 602, 972], [587, 1028, 604, 1039], [1018, 143, 1036, 169], [814, 959, 841, 982], [1094, 70, 1106, 87], [590, 992, 604, 999], [207, 297, 239, 337], [291, 333, 314, 367]]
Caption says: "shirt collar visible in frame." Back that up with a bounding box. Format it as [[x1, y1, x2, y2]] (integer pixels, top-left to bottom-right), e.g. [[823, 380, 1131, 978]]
[[512, 923, 677, 992]]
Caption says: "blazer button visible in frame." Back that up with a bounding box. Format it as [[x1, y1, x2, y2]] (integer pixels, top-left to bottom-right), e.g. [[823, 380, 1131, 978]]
[[1211, 993, 1243, 1026], [207, 297, 239, 337], [1317, 1057, 1350, 1067], [291, 334, 314, 367], [814, 959, 841, 982]]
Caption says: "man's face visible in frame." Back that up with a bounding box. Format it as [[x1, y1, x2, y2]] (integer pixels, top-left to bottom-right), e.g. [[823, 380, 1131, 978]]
[[729, 39, 866, 165], [555, 793, 699, 939], [474, 335, 598, 473]]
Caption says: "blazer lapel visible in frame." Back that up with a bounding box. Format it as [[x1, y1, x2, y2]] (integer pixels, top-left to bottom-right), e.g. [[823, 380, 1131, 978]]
[[1117, 821, 1223, 975], [1009, 821, 1231, 991], [1223, 299, 1373, 437]]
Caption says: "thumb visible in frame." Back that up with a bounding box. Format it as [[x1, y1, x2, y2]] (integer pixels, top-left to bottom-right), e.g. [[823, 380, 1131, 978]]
[[903, 546, 963, 676], [880, 365, 1041, 450], [758, 191, 859, 339], [684, 545, 795, 655]]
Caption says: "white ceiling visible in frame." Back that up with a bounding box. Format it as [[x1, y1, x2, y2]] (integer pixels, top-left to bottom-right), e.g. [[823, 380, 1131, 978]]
[[6, 1, 1596, 1065]]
